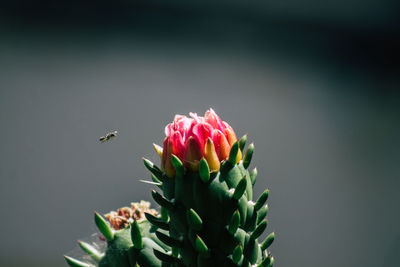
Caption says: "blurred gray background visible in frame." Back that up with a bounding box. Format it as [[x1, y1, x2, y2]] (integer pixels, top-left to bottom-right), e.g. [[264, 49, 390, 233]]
[[0, 1, 399, 266]]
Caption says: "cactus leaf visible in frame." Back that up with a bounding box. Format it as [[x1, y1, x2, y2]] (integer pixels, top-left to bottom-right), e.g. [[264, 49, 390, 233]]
[[268, 256, 275, 266], [172, 246, 179, 257], [243, 234, 259, 264], [257, 204, 268, 225], [199, 158, 210, 183], [261, 232, 275, 251], [257, 254, 272, 267], [143, 158, 163, 180], [78, 241, 103, 262], [131, 220, 143, 249], [238, 134, 247, 152], [195, 235, 210, 256], [250, 167, 257, 186], [244, 202, 257, 231], [160, 207, 169, 222], [254, 189, 269, 211], [155, 230, 182, 248], [232, 244, 243, 264], [153, 249, 178, 263], [228, 210, 240, 235], [94, 212, 114, 242], [151, 174, 163, 184], [151, 190, 174, 210], [251, 220, 268, 240], [144, 212, 169, 230], [186, 208, 203, 231], [243, 143, 254, 169], [171, 155, 184, 179], [233, 178, 247, 200], [64, 255, 93, 267], [228, 141, 240, 165]]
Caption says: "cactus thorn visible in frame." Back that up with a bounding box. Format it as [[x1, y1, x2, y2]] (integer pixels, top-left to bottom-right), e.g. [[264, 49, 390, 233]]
[[251, 220, 268, 240], [232, 244, 243, 264], [261, 232, 275, 251], [233, 178, 247, 200], [143, 158, 163, 179], [151, 190, 174, 210], [228, 141, 240, 165], [254, 189, 269, 211], [257, 204, 269, 225], [195, 235, 210, 256], [77, 240, 102, 262], [131, 219, 143, 249], [186, 208, 203, 231], [199, 158, 210, 183], [243, 143, 254, 169], [145, 212, 169, 230], [94, 211, 114, 242], [64, 255, 93, 267], [155, 231, 183, 248], [250, 167, 258, 185], [238, 134, 248, 152], [153, 249, 178, 263], [228, 210, 240, 235], [171, 154, 184, 178]]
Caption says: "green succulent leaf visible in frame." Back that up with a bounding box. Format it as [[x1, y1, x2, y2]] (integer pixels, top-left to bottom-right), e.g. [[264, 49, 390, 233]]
[[199, 158, 210, 183], [94, 212, 114, 242], [78, 241, 103, 262], [261, 232, 275, 251], [238, 134, 247, 152], [131, 220, 143, 249], [254, 189, 269, 211], [243, 143, 254, 169], [232, 244, 243, 264], [64, 255, 93, 267], [251, 220, 268, 240]]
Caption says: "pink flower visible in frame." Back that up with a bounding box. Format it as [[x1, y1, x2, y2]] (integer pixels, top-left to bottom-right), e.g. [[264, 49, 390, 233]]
[[160, 109, 242, 178]]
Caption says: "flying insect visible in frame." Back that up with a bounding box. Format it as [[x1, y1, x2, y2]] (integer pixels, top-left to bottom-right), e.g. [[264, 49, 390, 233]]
[[99, 130, 118, 143]]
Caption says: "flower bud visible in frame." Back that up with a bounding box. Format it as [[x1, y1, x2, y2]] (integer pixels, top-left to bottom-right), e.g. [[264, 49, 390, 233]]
[[161, 109, 242, 177]]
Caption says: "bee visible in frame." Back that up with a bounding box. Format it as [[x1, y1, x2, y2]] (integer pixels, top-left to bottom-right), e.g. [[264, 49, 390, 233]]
[[99, 130, 118, 143]]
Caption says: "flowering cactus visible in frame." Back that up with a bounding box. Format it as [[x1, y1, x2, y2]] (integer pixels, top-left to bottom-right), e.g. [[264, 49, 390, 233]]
[[65, 109, 275, 267]]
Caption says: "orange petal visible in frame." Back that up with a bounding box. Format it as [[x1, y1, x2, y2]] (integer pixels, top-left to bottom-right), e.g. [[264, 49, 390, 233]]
[[224, 128, 238, 145], [212, 129, 231, 160], [204, 138, 220, 172], [184, 136, 203, 171]]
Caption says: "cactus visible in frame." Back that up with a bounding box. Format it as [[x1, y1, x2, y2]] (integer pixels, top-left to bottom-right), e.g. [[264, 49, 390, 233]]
[[65, 109, 275, 267], [65, 201, 171, 267]]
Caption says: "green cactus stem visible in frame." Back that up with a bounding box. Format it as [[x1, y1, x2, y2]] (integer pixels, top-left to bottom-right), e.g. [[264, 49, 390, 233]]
[[143, 136, 275, 267]]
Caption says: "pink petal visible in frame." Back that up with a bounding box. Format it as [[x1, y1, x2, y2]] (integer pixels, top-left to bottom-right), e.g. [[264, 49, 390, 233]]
[[165, 115, 193, 139], [205, 108, 225, 130], [191, 122, 213, 153], [212, 129, 231, 160], [170, 131, 185, 160]]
